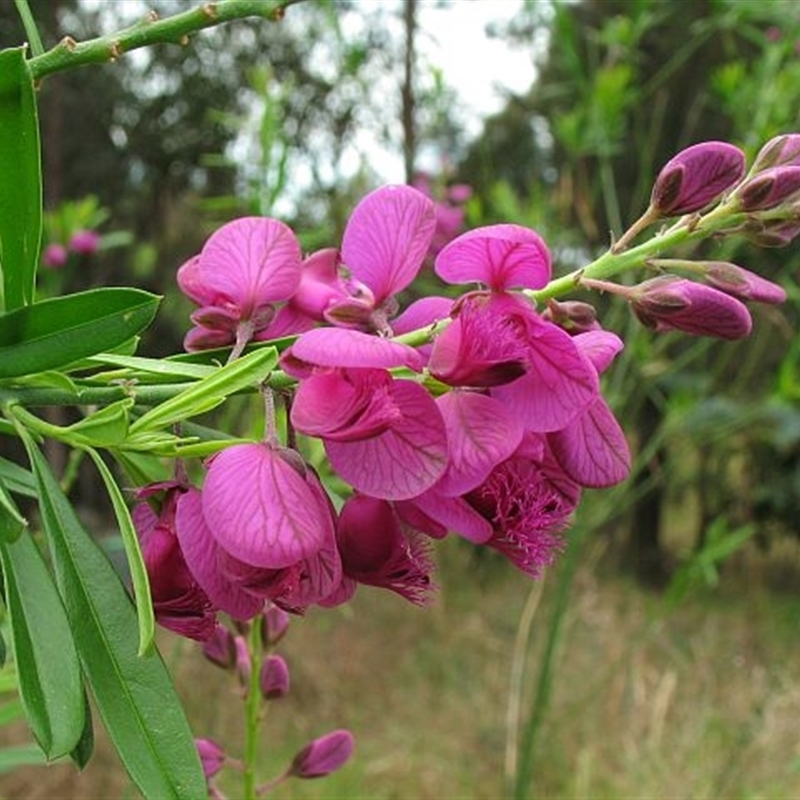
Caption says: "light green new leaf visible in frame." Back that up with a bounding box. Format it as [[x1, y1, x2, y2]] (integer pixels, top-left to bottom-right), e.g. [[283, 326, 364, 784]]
[[0, 47, 41, 311], [0, 529, 85, 759], [0, 288, 159, 379], [129, 345, 278, 433], [66, 399, 134, 448], [21, 434, 206, 799]]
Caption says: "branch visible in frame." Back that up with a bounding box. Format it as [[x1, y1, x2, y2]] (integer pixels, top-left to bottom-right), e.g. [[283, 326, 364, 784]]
[[28, 0, 304, 81]]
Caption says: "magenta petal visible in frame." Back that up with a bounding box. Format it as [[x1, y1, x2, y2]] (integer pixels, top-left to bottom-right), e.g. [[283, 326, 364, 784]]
[[435, 224, 551, 291], [197, 217, 302, 315], [573, 330, 624, 374], [325, 380, 448, 500], [548, 397, 631, 488], [410, 490, 493, 544], [289, 327, 424, 371], [341, 185, 436, 304], [435, 392, 524, 496], [174, 489, 264, 620], [492, 320, 599, 431], [392, 296, 454, 335], [202, 444, 327, 569]]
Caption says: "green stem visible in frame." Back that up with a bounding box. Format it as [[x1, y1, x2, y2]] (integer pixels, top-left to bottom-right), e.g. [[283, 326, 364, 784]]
[[243, 622, 265, 800], [27, 0, 304, 81], [527, 206, 749, 305], [13, 0, 45, 57]]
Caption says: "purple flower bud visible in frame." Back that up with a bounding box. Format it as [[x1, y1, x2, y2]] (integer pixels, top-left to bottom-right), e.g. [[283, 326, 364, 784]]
[[631, 276, 753, 339], [234, 635, 251, 689], [650, 141, 746, 215], [288, 729, 355, 779], [260, 654, 290, 700], [736, 166, 800, 211], [202, 624, 237, 670], [743, 218, 800, 248], [261, 604, 290, 646], [196, 738, 226, 779], [751, 134, 800, 172], [542, 299, 600, 334], [42, 243, 68, 269], [698, 261, 787, 304], [69, 229, 100, 255]]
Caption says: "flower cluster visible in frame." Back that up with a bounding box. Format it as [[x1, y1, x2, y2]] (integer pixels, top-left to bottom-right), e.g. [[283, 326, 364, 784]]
[[41, 228, 101, 269], [143, 135, 795, 638]]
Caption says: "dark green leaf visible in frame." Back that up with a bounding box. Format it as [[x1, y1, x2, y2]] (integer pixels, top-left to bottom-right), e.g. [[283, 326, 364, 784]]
[[0, 455, 36, 497], [0, 47, 41, 311], [0, 480, 27, 542], [22, 435, 206, 799], [69, 691, 94, 770], [0, 530, 85, 759], [0, 288, 159, 379]]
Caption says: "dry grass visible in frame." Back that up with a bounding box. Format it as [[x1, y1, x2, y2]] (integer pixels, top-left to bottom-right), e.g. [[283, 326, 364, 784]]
[[1, 534, 800, 800]]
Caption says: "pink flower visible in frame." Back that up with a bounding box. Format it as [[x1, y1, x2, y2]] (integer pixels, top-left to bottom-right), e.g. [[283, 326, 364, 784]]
[[132, 488, 217, 641], [412, 436, 581, 577], [698, 261, 787, 304], [288, 730, 355, 779], [68, 229, 100, 255], [284, 330, 448, 500], [42, 243, 68, 269], [336, 184, 436, 332], [174, 444, 344, 617], [751, 134, 800, 172], [334, 495, 435, 605], [735, 165, 800, 211], [196, 738, 226, 779], [650, 141, 746, 215], [178, 217, 303, 351]]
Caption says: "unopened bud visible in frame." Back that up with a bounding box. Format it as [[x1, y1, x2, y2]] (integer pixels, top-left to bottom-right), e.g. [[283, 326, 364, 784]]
[[42, 243, 68, 269], [234, 635, 251, 689], [202, 624, 237, 670], [631, 276, 753, 340], [743, 218, 800, 248], [261, 604, 290, 646], [651, 141, 746, 215], [736, 166, 800, 211], [195, 738, 226, 779], [260, 654, 290, 700], [751, 134, 800, 172], [699, 261, 787, 304], [69, 229, 100, 255], [288, 729, 355, 779], [543, 299, 599, 334]]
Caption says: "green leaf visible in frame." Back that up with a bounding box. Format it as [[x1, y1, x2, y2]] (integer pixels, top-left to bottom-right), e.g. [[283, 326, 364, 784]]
[[21, 434, 206, 799], [0, 455, 36, 498], [0, 479, 27, 542], [0, 530, 85, 759], [87, 352, 218, 382], [0, 744, 48, 776], [69, 691, 94, 770], [129, 345, 278, 434], [66, 399, 134, 447], [84, 446, 154, 656], [0, 288, 160, 378], [0, 47, 41, 311]]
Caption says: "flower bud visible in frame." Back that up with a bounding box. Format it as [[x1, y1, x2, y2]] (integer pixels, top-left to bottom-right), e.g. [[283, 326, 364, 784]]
[[202, 624, 237, 670], [261, 604, 290, 646], [288, 729, 355, 779], [698, 261, 787, 304], [650, 141, 746, 215], [631, 276, 752, 339], [196, 738, 226, 779], [260, 654, 290, 700], [751, 134, 800, 172], [542, 299, 600, 334], [234, 635, 251, 689], [736, 166, 800, 211], [743, 218, 800, 248]]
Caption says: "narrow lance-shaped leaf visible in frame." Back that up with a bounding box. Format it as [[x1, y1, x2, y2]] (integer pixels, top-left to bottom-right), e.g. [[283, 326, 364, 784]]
[[19, 430, 206, 800], [0, 47, 41, 310], [129, 345, 278, 434], [84, 446, 155, 656], [0, 528, 85, 759], [0, 476, 27, 542], [0, 288, 160, 379]]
